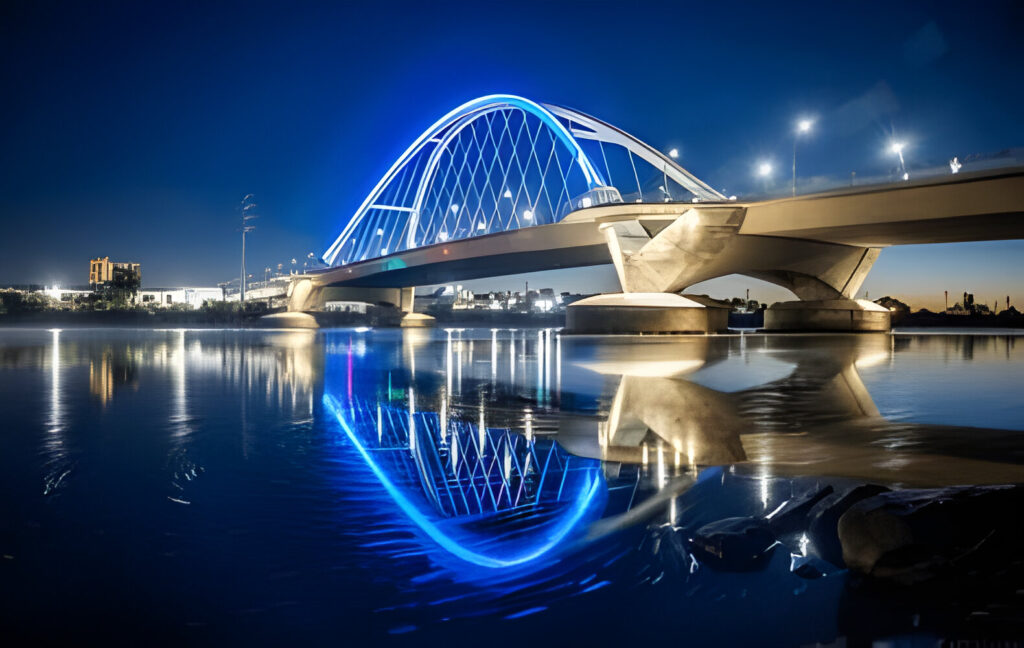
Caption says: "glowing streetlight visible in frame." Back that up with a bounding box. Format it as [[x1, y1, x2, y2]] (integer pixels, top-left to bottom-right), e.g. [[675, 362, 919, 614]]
[[668, 148, 679, 159], [522, 209, 534, 221], [793, 118, 813, 196], [890, 141, 908, 180], [756, 162, 773, 194]]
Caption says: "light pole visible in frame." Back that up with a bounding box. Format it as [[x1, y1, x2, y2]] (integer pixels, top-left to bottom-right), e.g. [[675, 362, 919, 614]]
[[891, 142, 908, 181], [305, 252, 316, 274], [793, 119, 813, 196], [239, 194, 257, 302], [663, 148, 682, 202]]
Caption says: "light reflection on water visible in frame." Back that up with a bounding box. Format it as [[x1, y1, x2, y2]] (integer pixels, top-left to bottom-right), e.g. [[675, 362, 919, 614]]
[[0, 327, 1022, 645]]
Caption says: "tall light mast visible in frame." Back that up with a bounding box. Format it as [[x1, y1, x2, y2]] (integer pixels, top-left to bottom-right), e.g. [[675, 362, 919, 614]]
[[239, 194, 257, 302]]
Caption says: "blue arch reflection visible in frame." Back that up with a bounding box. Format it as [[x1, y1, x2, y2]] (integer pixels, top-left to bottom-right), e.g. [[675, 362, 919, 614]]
[[323, 394, 606, 572]]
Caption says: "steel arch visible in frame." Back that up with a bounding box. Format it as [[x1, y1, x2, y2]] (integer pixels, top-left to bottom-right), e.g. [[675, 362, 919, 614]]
[[323, 94, 723, 267]]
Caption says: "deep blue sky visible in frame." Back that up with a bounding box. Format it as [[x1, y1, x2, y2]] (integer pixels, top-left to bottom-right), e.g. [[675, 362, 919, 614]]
[[1, 0, 1022, 308]]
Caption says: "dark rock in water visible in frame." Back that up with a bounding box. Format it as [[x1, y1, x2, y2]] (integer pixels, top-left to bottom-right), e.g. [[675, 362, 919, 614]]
[[688, 516, 777, 572], [644, 524, 692, 577], [767, 483, 834, 535], [807, 484, 890, 567], [791, 555, 832, 580], [838, 484, 1024, 585]]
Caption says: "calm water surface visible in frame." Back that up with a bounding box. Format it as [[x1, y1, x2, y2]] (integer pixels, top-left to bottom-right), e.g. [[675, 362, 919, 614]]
[[1, 327, 1022, 646]]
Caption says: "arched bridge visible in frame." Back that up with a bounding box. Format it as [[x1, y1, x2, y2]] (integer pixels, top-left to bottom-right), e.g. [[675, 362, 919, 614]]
[[288, 94, 1024, 332], [321, 94, 722, 267]]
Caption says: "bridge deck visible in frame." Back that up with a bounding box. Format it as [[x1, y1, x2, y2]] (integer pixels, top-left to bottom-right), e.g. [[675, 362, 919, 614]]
[[311, 166, 1024, 289]]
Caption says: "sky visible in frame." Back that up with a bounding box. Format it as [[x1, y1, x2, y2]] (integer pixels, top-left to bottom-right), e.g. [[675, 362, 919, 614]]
[[1, 0, 1022, 310]]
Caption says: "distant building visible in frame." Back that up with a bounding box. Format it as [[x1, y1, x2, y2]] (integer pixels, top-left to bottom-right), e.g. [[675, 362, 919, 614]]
[[89, 257, 140, 288], [946, 292, 991, 316], [138, 287, 223, 309]]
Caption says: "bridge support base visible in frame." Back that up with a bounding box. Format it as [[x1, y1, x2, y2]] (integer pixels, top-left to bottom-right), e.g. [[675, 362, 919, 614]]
[[259, 311, 320, 329], [400, 312, 436, 328], [566, 293, 728, 334], [764, 299, 891, 332]]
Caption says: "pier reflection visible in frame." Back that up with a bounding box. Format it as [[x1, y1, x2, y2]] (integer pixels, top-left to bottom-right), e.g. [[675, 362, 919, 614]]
[[3, 326, 1022, 645], [558, 334, 1024, 487], [320, 329, 1024, 606]]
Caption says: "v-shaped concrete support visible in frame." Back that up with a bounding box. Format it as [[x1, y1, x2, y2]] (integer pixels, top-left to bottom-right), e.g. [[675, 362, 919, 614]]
[[600, 207, 882, 301]]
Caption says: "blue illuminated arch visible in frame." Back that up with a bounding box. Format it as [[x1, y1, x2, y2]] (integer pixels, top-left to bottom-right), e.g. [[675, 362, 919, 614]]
[[324, 394, 605, 569], [323, 94, 723, 267], [323, 95, 606, 266]]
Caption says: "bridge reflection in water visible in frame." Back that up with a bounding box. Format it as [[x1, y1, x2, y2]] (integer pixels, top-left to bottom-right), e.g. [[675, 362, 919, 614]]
[[322, 394, 609, 571], [317, 327, 1024, 635], [5, 327, 1021, 643]]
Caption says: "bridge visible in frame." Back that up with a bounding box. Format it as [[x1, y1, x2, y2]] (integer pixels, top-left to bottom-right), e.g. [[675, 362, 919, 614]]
[[284, 94, 1024, 332]]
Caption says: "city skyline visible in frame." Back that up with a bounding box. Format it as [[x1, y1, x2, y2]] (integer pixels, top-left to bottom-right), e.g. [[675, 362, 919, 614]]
[[1, 1, 1022, 304]]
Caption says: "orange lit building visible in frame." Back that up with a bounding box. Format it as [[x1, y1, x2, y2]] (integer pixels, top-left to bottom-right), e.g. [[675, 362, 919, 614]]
[[89, 257, 140, 287]]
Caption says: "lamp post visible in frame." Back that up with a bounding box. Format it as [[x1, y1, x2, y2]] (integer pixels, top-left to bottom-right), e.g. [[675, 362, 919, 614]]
[[239, 194, 257, 302], [793, 119, 813, 196], [658, 148, 679, 202], [891, 142, 908, 181]]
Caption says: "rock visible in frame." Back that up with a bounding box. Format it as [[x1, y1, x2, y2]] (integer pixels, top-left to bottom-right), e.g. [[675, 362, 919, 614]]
[[644, 524, 692, 577], [806, 484, 890, 566], [688, 516, 777, 571], [791, 556, 832, 580], [838, 485, 1024, 585], [767, 483, 834, 535]]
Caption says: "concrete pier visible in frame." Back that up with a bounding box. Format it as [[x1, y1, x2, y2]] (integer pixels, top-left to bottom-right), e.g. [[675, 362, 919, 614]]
[[566, 293, 728, 334], [764, 299, 891, 332]]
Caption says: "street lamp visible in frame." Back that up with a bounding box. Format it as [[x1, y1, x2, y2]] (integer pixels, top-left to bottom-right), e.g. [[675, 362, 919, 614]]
[[793, 119, 813, 196], [668, 148, 679, 159], [239, 194, 257, 302], [891, 141, 908, 180], [757, 161, 773, 193]]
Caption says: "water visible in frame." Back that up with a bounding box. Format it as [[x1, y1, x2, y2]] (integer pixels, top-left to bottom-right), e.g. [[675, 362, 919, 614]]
[[1, 327, 1023, 645]]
